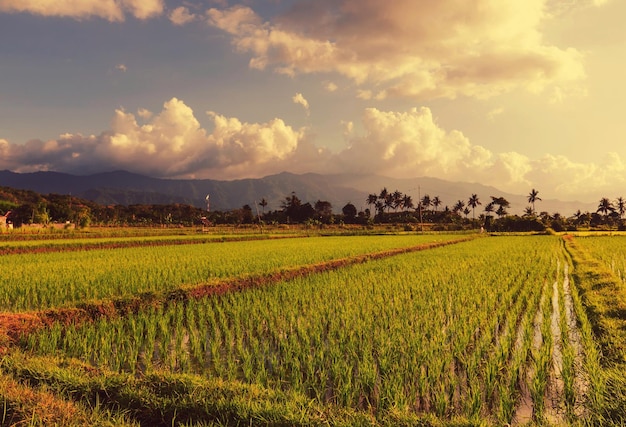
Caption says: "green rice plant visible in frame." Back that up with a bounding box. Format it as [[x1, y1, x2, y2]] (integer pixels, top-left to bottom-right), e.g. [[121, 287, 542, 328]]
[[1, 234, 462, 311], [21, 235, 565, 424]]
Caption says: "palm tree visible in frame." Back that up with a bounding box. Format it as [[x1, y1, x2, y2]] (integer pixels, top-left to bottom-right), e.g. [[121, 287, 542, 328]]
[[366, 193, 378, 214], [402, 194, 414, 211], [616, 197, 626, 218], [484, 202, 495, 216], [392, 190, 403, 212], [527, 189, 541, 214], [432, 196, 442, 212], [421, 194, 432, 212], [258, 198, 268, 214], [467, 194, 481, 220], [597, 197, 614, 218], [376, 188, 394, 216], [452, 200, 465, 215], [378, 188, 389, 212]]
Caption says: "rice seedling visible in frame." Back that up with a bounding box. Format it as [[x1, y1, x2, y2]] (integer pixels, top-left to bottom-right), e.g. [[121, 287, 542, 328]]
[[22, 235, 567, 424]]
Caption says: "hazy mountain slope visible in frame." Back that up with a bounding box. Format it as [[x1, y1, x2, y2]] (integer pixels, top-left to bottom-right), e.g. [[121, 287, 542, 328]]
[[0, 170, 595, 215]]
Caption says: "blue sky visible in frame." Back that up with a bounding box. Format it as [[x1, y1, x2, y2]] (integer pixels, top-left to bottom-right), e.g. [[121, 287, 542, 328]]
[[1, 0, 625, 202]]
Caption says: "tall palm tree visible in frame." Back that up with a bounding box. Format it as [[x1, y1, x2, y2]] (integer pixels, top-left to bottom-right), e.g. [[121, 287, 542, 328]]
[[421, 194, 432, 212], [432, 196, 442, 212], [597, 197, 614, 217], [453, 200, 465, 214], [467, 194, 481, 220], [528, 189, 541, 214], [392, 190, 403, 212], [402, 194, 414, 211], [258, 198, 268, 214], [366, 194, 378, 212], [616, 197, 626, 218], [378, 188, 388, 211]]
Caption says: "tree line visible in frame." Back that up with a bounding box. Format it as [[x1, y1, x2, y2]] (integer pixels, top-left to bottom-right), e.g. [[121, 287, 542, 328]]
[[1, 185, 626, 232]]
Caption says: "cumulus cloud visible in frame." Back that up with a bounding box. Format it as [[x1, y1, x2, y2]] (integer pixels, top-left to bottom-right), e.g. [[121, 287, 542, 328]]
[[169, 6, 196, 25], [333, 106, 626, 198], [0, 98, 307, 179], [324, 82, 338, 92], [207, 1, 586, 100], [1, 99, 624, 199], [337, 107, 496, 179], [0, 0, 163, 21], [292, 93, 309, 115], [487, 107, 504, 121]]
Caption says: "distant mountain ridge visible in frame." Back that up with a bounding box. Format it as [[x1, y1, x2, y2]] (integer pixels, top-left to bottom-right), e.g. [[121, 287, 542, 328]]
[[0, 169, 595, 215]]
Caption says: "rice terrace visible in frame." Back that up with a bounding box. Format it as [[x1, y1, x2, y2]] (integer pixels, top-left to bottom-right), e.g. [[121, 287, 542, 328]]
[[2, 227, 626, 426]]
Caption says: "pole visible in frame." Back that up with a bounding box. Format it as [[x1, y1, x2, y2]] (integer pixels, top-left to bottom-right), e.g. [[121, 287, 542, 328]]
[[418, 185, 423, 233]]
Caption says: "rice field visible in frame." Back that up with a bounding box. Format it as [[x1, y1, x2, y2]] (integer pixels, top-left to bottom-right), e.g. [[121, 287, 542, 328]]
[[0, 233, 460, 312], [1, 230, 625, 426]]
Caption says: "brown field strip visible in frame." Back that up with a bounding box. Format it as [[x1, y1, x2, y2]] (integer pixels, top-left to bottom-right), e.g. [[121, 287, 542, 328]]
[[0, 234, 300, 256]]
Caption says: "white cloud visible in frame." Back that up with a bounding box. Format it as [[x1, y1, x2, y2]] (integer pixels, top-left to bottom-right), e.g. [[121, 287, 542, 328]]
[[207, 1, 586, 101], [123, 0, 162, 20], [337, 107, 492, 178], [0, 98, 306, 180], [1, 99, 624, 199], [487, 107, 504, 121], [0, 0, 163, 21], [169, 6, 196, 25], [115, 64, 127, 72], [292, 93, 309, 115], [324, 81, 338, 92], [332, 106, 626, 198]]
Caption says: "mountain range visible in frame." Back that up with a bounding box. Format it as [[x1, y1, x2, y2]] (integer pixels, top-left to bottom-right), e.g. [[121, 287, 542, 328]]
[[0, 169, 596, 216]]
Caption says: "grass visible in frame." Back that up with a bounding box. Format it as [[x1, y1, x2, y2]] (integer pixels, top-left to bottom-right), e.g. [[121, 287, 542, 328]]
[[562, 235, 626, 424]]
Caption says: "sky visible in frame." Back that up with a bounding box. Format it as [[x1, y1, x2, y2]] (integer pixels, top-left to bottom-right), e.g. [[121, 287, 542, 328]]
[[1, 0, 625, 203]]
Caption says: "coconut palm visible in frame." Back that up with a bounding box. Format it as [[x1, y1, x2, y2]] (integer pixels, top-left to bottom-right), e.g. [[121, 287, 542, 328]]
[[258, 198, 268, 214], [421, 194, 432, 212], [453, 200, 465, 215], [616, 197, 626, 218], [392, 190, 403, 212], [402, 194, 414, 211], [366, 193, 378, 212], [484, 202, 495, 216], [527, 189, 541, 214], [432, 196, 442, 212], [467, 194, 481, 220], [597, 197, 614, 217]]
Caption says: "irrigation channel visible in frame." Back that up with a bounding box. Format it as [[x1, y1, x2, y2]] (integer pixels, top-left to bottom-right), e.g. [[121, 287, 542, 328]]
[[0, 234, 613, 425], [513, 262, 588, 425]]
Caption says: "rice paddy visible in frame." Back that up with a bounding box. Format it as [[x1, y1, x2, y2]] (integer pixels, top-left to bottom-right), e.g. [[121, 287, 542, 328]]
[[1, 229, 625, 426]]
